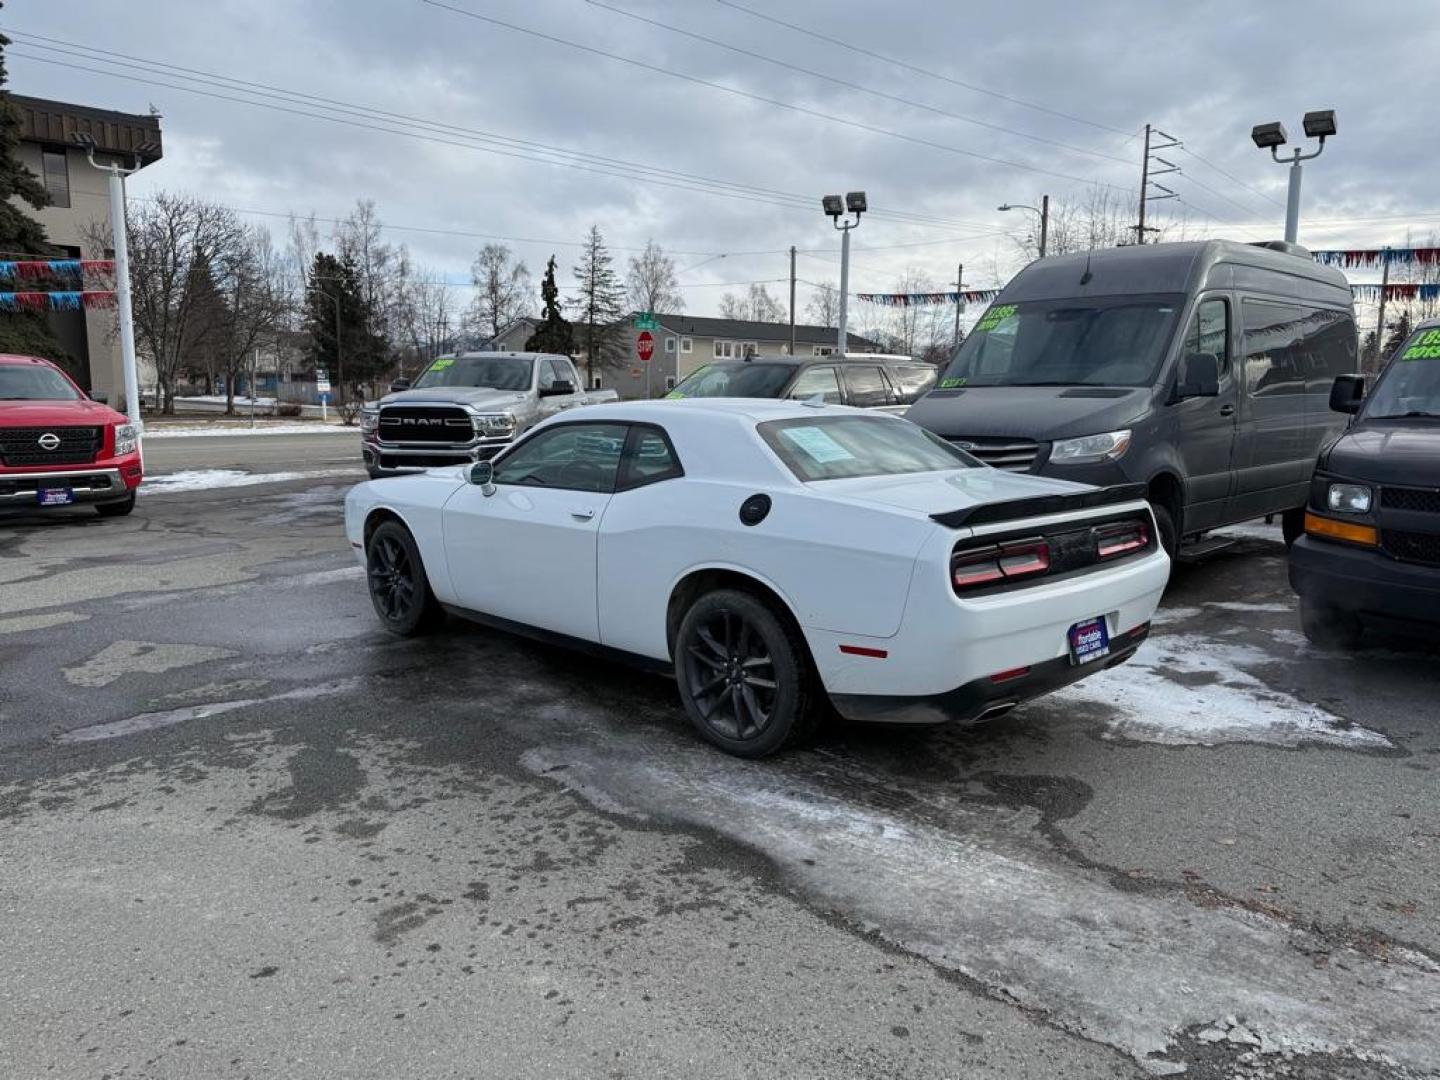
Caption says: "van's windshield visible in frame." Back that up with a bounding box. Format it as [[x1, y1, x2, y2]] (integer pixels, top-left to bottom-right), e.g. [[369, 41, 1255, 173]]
[[939, 294, 1185, 388], [1364, 328, 1440, 419]]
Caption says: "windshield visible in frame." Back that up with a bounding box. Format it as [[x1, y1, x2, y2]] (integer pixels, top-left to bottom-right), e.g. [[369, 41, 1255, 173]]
[[668, 362, 795, 399], [0, 364, 83, 401], [1364, 328, 1440, 419], [759, 415, 980, 482], [939, 294, 1185, 388], [412, 355, 533, 391]]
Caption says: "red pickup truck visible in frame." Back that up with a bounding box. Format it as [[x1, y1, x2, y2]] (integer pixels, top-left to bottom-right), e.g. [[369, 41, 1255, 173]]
[[0, 353, 142, 516]]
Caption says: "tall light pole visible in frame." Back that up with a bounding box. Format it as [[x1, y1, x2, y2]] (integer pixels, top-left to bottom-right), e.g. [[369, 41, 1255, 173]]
[[823, 191, 866, 354], [998, 196, 1050, 258], [72, 133, 153, 432], [1251, 110, 1336, 245]]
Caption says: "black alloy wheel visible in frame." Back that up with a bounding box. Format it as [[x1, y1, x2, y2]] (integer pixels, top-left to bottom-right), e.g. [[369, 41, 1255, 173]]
[[366, 520, 441, 635], [675, 589, 819, 757]]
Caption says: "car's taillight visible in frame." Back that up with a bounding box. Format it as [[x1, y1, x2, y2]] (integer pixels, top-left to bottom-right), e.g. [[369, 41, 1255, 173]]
[[1094, 520, 1150, 560], [951, 537, 1050, 593]]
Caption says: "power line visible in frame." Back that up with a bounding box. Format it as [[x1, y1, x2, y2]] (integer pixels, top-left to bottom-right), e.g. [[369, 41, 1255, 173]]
[[584, 0, 1132, 166], [420, 0, 1136, 194], [8, 43, 987, 234], [1175, 144, 1286, 210], [712, 0, 1133, 137]]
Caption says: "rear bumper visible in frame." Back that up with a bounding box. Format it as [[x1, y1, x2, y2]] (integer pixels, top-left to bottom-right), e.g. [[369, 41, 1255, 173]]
[[830, 622, 1150, 725], [0, 466, 134, 506], [1289, 534, 1440, 630]]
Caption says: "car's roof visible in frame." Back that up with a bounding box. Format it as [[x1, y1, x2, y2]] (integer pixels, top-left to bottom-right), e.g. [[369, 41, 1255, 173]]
[[0, 353, 59, 367], [574, 397, 874, 424], [696, 353, 922, 368]]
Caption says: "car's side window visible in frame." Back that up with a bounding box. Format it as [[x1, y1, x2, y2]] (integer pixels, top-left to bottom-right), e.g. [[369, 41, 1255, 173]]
[[617, 424, 684, 491], [491, 423, 629, 493], [843, 365, 892, 408], [557, 358, 581, 388], [788, 366, 842, 403], [536, 358, 557, 390], [889, 365, 938, 404], [1183, 298, 1230, 376]]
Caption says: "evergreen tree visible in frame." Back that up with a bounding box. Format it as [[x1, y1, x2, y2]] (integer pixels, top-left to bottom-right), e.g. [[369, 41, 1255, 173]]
[[1383, 308, 1413, 363], [0, 19, 67, 364], [571, 225, 625, 382], [525, 255, 574, 356], [304, 251, 390, 414]]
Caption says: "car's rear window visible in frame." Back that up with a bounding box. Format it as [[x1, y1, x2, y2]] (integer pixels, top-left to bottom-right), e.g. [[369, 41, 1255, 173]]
[[758, 415, 979, 481]]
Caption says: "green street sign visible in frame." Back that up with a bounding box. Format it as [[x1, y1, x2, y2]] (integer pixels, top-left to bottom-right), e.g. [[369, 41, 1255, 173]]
[[634, 312, 660, 330]]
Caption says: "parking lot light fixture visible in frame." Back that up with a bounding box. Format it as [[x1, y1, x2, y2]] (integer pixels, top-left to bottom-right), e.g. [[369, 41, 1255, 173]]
[[824, 190, 866, 353], [998, 196, 1050, 258], [1252, 111, 1335, 244]]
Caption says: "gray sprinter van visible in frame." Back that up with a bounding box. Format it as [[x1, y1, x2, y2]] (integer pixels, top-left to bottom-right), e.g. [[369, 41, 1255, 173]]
[[905, 240, 1358, 553]]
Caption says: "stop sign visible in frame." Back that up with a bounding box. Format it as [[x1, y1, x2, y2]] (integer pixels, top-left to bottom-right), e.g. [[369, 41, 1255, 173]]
[[636, 330, 655, 363]]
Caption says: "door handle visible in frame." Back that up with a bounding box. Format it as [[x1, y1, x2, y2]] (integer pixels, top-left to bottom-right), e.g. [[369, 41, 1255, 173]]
[[570, 507, 596, 520], [1219, 404, 1236, 416]]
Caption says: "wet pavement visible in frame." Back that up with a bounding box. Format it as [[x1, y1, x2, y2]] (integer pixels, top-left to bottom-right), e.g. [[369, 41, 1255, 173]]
[[2, 469, 1439, 1079]]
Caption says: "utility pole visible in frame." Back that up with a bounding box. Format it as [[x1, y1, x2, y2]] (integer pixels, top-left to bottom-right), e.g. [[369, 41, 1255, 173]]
[[1373, 248, 1391, 372], [1039, 194, 1049, 259], [837, 226, 851, 354], [953, 262, 964, 350], [1132, 124, 1179, 244], [788, 245, 796, 356]]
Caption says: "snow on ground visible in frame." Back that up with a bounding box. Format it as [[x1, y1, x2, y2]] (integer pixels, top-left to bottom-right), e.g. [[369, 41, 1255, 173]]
[[143, 468, 357, 493], [1214, 520, 1285, 542], [1052, 632, 1392, 749], [145, 423, 349, 439]]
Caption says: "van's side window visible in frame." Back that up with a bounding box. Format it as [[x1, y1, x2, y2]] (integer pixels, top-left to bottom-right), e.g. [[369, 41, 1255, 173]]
[[1184, 299, 1230, 375], [1242, 299, 1355, 397]]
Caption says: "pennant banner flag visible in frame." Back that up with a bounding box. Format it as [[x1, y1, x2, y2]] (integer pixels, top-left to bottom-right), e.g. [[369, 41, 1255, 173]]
[[1313, 248, 1440, 269], [0, 259, 115, 280], [1349, 283, 1440, 302], [856, 289, 1001, 307], [0, 290, 117, 311]]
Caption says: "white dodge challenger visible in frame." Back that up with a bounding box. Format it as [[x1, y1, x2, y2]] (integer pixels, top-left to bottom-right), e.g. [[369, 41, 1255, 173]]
[[345, 399, 1170, 757]]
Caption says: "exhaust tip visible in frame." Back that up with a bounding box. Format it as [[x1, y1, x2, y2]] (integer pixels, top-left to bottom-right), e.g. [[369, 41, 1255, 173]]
[[975, 701, 1018, 724]]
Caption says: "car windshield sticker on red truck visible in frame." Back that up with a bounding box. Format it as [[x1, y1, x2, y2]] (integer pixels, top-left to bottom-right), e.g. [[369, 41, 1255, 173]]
[[973, 304, 1018, 334], [1401, 329, 1440, 360], [780, 425, 855, 464]]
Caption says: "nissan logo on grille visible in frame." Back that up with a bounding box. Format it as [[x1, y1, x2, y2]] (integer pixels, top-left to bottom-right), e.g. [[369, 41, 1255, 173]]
[[37, 432, 62, 451]]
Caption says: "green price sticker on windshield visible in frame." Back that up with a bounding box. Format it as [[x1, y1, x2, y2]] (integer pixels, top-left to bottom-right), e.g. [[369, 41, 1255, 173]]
[[1403, 329, 1440, 360], [429, 358, 454, 371], [938, 377, 967, 389], [974, 304, 1017, 334], [664, 390, 685, 399]]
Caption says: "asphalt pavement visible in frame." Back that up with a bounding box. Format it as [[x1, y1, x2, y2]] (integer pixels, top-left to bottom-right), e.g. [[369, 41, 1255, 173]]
[[2, 453, 1438, 1079]]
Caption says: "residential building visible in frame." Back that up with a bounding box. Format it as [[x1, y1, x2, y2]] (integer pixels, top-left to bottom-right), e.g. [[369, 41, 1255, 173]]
[[8, 93, 163, 403]]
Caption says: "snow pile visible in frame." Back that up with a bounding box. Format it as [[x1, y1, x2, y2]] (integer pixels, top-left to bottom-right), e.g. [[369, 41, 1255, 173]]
[[144, 468, 357, 493], [146, 423, 349, 439]]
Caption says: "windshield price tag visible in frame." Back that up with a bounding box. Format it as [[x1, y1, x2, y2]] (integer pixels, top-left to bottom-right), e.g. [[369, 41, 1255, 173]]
[[1402, 329, 1440, 360], [781, 426, 854, 464], [973, 304, 1017, 334]]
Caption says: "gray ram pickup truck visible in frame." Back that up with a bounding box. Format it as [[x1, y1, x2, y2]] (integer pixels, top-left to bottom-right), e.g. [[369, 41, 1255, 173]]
[[360, 351, 618, 477]]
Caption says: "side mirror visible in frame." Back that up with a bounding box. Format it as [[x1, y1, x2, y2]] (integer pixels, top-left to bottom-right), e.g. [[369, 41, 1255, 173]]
[[540, 379, 576, 397], [1329, 374, 1365, 415], [1175, 352, 1220, 399], [389, 378, 411, 393], [89, 390, 109, 404], [469, 459, 495, 495]]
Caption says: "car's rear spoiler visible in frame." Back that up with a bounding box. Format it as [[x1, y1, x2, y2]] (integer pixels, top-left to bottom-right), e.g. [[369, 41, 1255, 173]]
[[930, 483, 1148, 529]]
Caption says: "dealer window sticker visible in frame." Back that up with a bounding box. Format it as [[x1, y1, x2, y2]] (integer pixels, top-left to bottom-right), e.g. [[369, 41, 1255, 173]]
[[973, 304, 1018, 334], [1402, 329, 1440, 359], [780, 425, 855, 464], [428, 358, 454, 371]]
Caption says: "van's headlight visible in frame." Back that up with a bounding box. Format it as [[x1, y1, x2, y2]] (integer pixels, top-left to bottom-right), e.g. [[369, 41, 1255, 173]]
[[1326, 482, 1372, 514], [473, 412, 516, 437], [113, 423, 138, 456], [360, 408, 379, 435], [1050, 429, 1132, 464]]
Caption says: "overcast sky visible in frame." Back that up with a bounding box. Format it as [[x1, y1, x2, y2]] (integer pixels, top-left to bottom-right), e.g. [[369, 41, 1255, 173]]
[[10, 0, 1440, 326]]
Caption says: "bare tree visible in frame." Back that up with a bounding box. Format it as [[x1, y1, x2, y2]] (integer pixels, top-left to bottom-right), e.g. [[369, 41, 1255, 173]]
[[885, 267, 948, 358], [123, 192, 246, 414], [467, 243, 531, 340], [719, 282, 785, 322], [1008, 186, 1147, 261], [804, 280, 840, 328], [627, 239, 683, 316], [214, 226, 290, 414], [407, 273, 456, 362]]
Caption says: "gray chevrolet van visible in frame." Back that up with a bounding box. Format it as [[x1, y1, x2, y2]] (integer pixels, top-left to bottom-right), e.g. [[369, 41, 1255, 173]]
[[905, 240, 1358, 553]]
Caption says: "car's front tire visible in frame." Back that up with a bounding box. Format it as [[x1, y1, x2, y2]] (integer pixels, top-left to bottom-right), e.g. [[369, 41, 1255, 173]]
[[1299, 596, 1363, 649], [674, 588, 820, 758], [1281, 506, 1305, 548], [95, 492, 136, 517], [366, 520, 443, 636]]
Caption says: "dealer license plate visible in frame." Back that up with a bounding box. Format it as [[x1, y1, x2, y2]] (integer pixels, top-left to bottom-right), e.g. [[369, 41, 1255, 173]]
[[1068, 616, 1110, 666], [37, 488, 75, 507]]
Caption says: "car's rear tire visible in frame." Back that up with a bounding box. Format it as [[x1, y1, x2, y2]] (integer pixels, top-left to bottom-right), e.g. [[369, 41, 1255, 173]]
[[675, 588, 820, 758], [366, 520, 443, 636], [1281, 506, 1306, 548], [1299, 596, 1363, 649], [95, 492, 136, 517]]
